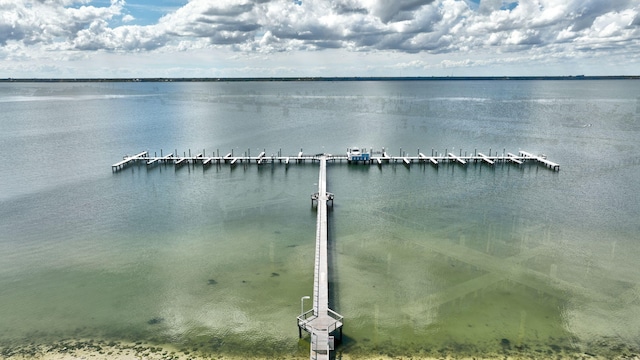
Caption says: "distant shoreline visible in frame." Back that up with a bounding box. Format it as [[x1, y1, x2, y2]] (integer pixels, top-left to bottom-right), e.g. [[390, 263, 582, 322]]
[[1, 75, 639, 83]]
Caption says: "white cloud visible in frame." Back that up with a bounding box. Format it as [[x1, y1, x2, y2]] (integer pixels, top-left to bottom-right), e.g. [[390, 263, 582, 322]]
[[1, 0, 639, 76], [590, 9, 636, 38], [0, 0, 124, 46], [122, 14, 135, 23]]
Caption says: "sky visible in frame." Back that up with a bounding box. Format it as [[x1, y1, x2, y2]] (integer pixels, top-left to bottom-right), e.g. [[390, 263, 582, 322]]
[[1, 0, 639, 78]]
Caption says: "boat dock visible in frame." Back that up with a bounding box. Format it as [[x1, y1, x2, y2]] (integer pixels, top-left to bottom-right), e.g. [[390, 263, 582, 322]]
[[111, 146, 559, 360], [112, 148, 560, 171], [297, 156, 343, 360], [111, 151, 148, 171], [518, 150, 560, 171]]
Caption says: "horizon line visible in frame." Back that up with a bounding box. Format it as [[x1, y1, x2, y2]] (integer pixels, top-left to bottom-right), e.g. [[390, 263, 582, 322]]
[[2, 75, 639, 83]]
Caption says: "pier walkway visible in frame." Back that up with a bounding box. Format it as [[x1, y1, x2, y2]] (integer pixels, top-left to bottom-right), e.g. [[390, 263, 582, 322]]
[[297, 156, 343, 360]]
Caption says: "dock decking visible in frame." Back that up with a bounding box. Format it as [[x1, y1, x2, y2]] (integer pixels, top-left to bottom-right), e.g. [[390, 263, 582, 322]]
[[298, 156, 343, 360], [111, 151, 148, 171], [112, 148, 560, 172]]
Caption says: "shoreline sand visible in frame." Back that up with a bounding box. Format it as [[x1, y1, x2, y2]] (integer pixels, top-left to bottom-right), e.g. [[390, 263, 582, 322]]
[[2, 338, 639, 360]]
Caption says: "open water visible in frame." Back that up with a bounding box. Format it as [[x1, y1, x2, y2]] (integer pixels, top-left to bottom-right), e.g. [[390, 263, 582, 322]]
[[0, 80, 639, 358]]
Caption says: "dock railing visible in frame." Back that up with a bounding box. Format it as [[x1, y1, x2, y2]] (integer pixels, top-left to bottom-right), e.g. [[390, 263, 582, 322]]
[[297, 309, 316, 325], [326, 309, 344, 333], [297, 308, 343, 335]]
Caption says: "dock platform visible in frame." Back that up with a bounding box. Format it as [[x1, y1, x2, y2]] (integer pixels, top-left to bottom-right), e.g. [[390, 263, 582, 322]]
[[519, 151, 560, 171], [111, 151, 148, 171], [113, 148, 560, 172]]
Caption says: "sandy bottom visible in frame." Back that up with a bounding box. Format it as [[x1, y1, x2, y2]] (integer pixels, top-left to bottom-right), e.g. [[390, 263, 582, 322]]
[[2, 339, 639, 360]]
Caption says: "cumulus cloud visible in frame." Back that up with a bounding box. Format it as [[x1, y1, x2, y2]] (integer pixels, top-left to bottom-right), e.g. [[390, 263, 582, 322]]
[[122, 14, 135, 23], [367, 0, 436, 23], [0, 0, 124, 46], [1, 0, 639, 69]]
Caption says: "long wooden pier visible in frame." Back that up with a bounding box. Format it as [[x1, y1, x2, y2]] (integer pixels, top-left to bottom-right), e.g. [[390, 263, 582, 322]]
[[112, 148, 560, 171], [297, 156, 343, 360]]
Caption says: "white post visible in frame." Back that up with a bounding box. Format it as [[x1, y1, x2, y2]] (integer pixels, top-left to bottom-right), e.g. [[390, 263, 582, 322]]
[[301, 296, 310, 316]]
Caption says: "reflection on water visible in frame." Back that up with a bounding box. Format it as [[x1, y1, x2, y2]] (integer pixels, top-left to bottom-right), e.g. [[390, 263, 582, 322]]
[[1, 81, 639, 358]]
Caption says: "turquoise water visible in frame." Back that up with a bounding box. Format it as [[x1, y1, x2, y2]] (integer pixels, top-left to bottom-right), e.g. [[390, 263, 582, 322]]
[[0, 80, 639, 358]]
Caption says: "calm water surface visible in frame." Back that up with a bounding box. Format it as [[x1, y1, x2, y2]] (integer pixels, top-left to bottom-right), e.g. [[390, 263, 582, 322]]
[[0, 80, 639, 358]]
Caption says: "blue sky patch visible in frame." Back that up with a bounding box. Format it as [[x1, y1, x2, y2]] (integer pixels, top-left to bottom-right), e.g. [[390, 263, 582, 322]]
[[501, 2, 518, 11], [120, 0, 187, 25]]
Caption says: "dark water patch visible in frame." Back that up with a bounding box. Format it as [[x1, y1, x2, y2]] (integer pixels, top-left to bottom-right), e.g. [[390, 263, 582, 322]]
[[501, 338, 511, 350], [147, 317, 164, 325], [549, 343, 569, 354]]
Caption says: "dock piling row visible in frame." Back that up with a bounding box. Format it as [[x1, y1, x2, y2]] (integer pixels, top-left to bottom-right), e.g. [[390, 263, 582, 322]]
[[112, 148, 560, 171]]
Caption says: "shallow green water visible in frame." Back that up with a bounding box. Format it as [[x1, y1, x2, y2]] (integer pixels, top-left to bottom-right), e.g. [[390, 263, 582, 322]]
[[1, 80, 639, 358]]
